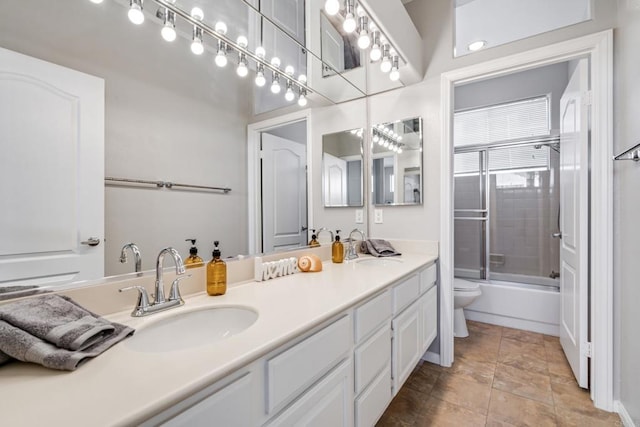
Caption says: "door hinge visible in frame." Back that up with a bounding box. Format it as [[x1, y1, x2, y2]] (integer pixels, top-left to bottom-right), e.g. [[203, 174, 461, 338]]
[[259, 150, 264, 159], [582, 90, 592, 106], [585, 342, 593, 358]]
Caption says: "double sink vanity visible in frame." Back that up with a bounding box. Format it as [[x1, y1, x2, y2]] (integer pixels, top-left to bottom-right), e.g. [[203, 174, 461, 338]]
[[0, 241, 438, 426]]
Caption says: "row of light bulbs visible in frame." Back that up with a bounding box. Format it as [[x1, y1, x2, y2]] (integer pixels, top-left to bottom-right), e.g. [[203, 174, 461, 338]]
[[89, 0, 310, 106], [324, 0, 401, 82], [372, 126, 404, 153]]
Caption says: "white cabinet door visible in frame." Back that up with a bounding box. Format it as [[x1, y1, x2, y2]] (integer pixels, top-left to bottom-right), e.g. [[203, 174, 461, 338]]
[[266, 359, 353, 427], [0, 47, 104, 288], [391, 300, 421, 394], [420, 286, 438, 354]]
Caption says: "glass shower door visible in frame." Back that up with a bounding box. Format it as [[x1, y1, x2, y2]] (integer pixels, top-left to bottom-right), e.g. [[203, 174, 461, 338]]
[[453, 151, 488, 280]]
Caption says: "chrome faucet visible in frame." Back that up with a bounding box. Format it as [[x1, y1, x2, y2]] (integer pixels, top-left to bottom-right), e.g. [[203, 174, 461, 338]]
[[119, 243, 142, 274], [119, 247, 188, 317], [345, 229, 366, 261], [316, 228, 334, 243]]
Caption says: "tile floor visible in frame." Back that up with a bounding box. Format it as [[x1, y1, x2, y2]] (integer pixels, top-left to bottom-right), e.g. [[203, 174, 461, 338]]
[[376, 321, 622, 426]]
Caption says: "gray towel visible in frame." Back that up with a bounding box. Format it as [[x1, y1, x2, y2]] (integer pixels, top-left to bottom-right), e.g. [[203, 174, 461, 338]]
[[0, 319, 133, 371], [360, 239, 402, 257], [0, 294, 115, 351]]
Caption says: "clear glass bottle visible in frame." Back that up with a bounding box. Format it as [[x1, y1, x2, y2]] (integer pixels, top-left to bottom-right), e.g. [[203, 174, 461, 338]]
[[332, 230, 344, 263], [206, 241, 227, 296], [184, 239, 204, 269]]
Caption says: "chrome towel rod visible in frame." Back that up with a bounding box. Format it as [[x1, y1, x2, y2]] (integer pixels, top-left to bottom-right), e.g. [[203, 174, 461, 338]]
[[105, 177, 231, 193], [613, 142, 640, 162]]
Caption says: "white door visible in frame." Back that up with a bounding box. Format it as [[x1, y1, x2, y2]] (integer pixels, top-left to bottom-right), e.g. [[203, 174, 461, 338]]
[[559, 58, 589, 388], [323, 152, 347, 206], [261, 133, 307, 253], [261, 0, 306, 73], [0, 47, 104, 289], [320, 13, 345, 76]]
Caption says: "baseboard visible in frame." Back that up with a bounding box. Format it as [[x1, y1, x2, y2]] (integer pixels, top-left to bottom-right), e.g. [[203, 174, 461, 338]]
[[465, 310, 560, 336], [421, 351, 440, 365], [615, 400, 638, 427]]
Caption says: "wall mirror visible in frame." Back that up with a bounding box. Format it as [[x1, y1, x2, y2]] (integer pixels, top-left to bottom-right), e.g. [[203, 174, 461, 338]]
[[454, 0, 592, 57], [322, 128, 364, 207], [371, 117, 423, 206]]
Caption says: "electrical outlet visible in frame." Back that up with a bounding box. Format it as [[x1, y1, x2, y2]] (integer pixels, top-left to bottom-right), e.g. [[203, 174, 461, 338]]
[[355, 209, 364, 224], [374, 209, 383, 224]]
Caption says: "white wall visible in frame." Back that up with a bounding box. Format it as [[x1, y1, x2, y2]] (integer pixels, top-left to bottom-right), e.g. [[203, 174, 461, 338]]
[[613, 0, 640, 423], [0, 0, 252, 275]]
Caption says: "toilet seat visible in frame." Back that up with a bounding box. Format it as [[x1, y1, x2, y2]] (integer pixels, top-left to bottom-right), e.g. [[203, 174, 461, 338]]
[[454, 278, 480, 292]]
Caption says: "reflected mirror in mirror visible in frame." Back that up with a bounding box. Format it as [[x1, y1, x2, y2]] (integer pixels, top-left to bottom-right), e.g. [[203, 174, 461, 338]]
[[371, 117, 423, 206], [322, 128, 364, 207], [454, 0, 591, 57]]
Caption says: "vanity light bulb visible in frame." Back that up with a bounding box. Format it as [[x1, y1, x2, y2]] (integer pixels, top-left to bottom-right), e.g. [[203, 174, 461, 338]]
[[370, 45, 382, 61], [255, 71, 266, 87], [285, 87, 295, 102], [128, 0, 144, 25], [324, 0, 340, 15], [271, 80, 281, 94], [215, 50, 228, 68], [358, 31, 371, 50], [389, 67, 400, 81], [161, 23, 176, 42], [380, 57, 392, 73], [398, 147, 403, 154], [383, 140, 390, 148], [237, 36, 249, 48], [215, 21, 228, 35], [373, 134, 380, 143], [343, 13, 357, 33], [378, 138, 384, 146], [90, 0, 104, 4], [237, 61, 248, 77], [191, 39, 204, 55], [397, 135, 403, 141], [298, 93, 308, 107], [255, 46, 266, 59]]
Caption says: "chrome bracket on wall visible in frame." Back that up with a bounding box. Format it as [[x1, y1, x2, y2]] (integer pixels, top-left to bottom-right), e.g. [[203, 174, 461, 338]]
[[613, 142, 640, 162]]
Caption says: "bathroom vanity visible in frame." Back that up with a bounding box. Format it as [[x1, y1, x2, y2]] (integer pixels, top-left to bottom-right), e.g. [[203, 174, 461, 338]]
[[0, 245, 438, 426]]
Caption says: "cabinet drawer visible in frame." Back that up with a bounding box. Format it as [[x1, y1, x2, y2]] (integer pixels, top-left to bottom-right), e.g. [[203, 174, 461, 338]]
[[354, 289, 391, 343], [266, 359, 353, 427], [354, 324, 391, 394], [420, 286, 438, 353], [393, 274, 420, 314], [355, 366, 392, 427], [266, 315, 351, 414], [419, 263, 437, 294]]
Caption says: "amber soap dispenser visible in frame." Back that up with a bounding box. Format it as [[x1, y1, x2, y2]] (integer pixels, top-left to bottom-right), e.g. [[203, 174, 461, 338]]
[[184, 239, 204, 269], [206, 241, 227, 296], [332, 230, 344, 263]]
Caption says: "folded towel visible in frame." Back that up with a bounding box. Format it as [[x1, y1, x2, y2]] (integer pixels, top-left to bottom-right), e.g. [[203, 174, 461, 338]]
[[0, 295, 115, 351], [0, 319, 133, 371], [360, 239, 402, 257]]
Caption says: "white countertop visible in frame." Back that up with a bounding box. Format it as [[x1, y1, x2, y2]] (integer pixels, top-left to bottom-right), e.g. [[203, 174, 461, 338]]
[[0, 252, 437, 426]]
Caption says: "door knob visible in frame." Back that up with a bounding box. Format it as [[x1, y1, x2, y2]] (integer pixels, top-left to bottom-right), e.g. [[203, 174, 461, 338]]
[[81, 237, 101, 246], [552, 232, 562, 239], [301, 226, 308, 232]]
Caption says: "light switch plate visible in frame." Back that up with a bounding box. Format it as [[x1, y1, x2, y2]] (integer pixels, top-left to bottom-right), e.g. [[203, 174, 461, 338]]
[[355, 209, 364, 224], [374, 209, 383, 224]]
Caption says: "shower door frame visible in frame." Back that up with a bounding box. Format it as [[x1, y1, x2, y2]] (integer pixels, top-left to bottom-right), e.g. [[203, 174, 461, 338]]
[[454, 136, 561, 286], [439, 31, 613, 411]]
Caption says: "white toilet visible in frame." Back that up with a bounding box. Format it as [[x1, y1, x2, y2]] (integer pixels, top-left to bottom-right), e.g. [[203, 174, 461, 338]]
[[453, 278, 482, 338]]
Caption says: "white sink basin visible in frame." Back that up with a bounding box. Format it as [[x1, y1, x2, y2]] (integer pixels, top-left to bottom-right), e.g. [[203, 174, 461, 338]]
[[355, 257, 404, 266], [125, 306, 258, 353]]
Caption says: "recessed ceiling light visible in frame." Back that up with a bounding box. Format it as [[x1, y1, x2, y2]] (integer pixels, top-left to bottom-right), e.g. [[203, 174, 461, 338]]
[[468, 40, 487, 51]]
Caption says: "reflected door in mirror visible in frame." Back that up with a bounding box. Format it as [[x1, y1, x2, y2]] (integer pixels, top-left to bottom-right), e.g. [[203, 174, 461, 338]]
[[322, 128, 364, 207], [0, 47, 104, 289]]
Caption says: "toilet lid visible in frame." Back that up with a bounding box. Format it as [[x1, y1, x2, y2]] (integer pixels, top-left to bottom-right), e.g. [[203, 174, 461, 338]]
[[454, 278, 480, 291]]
